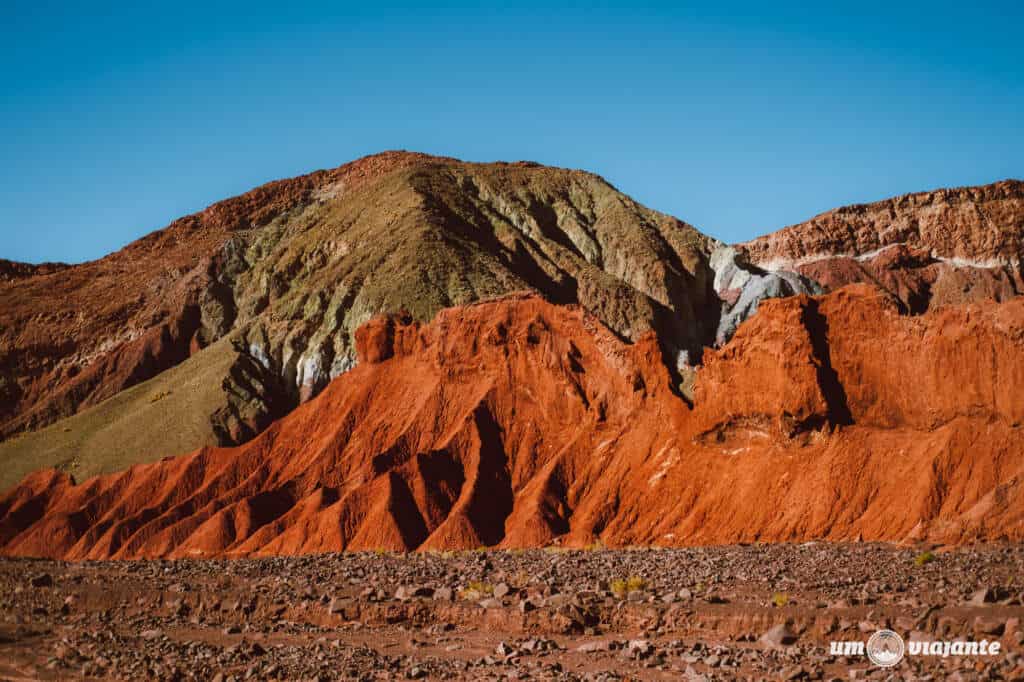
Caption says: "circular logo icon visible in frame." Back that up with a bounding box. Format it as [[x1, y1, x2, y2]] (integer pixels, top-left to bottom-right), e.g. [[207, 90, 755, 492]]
[[866, 629, 905, 667]]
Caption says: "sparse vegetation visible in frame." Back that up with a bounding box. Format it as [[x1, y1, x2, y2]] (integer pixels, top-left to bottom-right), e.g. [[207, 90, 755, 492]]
[[459, 581, 494, 600], [610, 575, 647, 597], [0, 338, 239, 493], [149, 389, 172, 403], [915, 551, 937, 566], [771, 592, 789, 607]]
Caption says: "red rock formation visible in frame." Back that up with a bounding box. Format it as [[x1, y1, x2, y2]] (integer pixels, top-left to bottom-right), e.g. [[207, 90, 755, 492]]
[[3, 288, 1022, 559], [743, 180, 1024, 312]]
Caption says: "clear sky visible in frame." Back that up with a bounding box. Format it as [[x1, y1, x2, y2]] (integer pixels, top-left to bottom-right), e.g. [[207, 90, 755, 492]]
[[2, 1, 1022, 264]]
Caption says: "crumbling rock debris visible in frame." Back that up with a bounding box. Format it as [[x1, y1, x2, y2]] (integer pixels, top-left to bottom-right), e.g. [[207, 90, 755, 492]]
[[2, 544, 1021, 680]]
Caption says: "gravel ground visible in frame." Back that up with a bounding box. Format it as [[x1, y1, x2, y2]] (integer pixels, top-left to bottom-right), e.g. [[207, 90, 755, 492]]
[[1, 543, 1022, 680]]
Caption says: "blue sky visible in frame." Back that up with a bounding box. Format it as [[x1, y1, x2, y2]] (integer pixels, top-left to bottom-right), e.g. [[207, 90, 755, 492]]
[[2, 1, 1021, 263]]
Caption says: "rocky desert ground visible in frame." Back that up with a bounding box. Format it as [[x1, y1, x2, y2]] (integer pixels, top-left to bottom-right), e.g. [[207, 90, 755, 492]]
[[2, 543, 1022, 681]]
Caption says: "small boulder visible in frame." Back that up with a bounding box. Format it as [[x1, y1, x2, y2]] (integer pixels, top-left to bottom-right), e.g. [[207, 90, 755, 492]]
[[974, 617, 1006, 636], [760, 624, 798, 648], [395, 585, 433, 601], [30, 573, 54, 588], [969, 587, 1008, 605], [627, 639, 655, 659], [576, 640, 612, 653]]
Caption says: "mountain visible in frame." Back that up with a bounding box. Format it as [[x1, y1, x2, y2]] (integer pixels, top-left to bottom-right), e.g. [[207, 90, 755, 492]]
[[2, 154, 1023, 558], [742, 180, 1024, 313], [0, 152, 720, 491], [2, 288, 1022, 559]]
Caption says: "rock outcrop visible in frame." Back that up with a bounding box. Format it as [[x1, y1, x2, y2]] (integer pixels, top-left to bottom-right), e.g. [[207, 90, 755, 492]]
[[2, 288, 1021, 559], [709, 246, 822, 344], [743, 180, 1024, 312], [0, 152, 720, 489]]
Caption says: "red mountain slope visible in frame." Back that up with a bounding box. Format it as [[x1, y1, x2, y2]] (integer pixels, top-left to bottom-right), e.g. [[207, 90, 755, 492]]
[[743, 180, 1024, 312], [2, 287, 1021, 559]]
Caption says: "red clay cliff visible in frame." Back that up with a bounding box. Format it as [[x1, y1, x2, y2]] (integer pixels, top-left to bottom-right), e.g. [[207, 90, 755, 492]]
[[2, 287, 1021, 560]]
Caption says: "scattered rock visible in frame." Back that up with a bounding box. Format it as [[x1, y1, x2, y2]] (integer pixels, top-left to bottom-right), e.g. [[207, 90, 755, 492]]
[[576, 640, 612, 653], [760, 624, 798, 648], [395, 585, 434, 601], [30, 573, 54, 588]]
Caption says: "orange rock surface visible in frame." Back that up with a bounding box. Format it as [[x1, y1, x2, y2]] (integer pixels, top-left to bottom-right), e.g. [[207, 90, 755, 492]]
[[2, 287, 1022, 559]]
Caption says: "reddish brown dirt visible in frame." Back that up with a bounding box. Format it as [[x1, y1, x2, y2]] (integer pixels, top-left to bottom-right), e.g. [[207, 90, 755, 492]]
[[745, 180, 1024, 266], [2, 287, 1022, 560], [2, 545, 1021, 681], [791, 243, 1021, 314], [743, 180, 1024, 312], [0, 151, 442, 437]]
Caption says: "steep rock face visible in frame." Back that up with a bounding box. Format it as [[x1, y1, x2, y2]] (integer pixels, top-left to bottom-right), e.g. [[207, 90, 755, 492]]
[[743, 180, 1024, 312], [0, 153, 719, 488], [0, 295, 681, 558], [694, 283, 1024, 435], [2, 289, 1021, 559], [709, 246, 822, 345]]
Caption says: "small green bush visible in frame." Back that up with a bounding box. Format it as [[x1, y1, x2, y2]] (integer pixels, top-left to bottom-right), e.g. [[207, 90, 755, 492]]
[[914, 551, 936, 566]]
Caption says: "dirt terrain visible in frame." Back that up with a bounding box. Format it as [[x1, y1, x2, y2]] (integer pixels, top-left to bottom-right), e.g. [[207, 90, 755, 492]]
[[1, 544, 1021, 681]]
